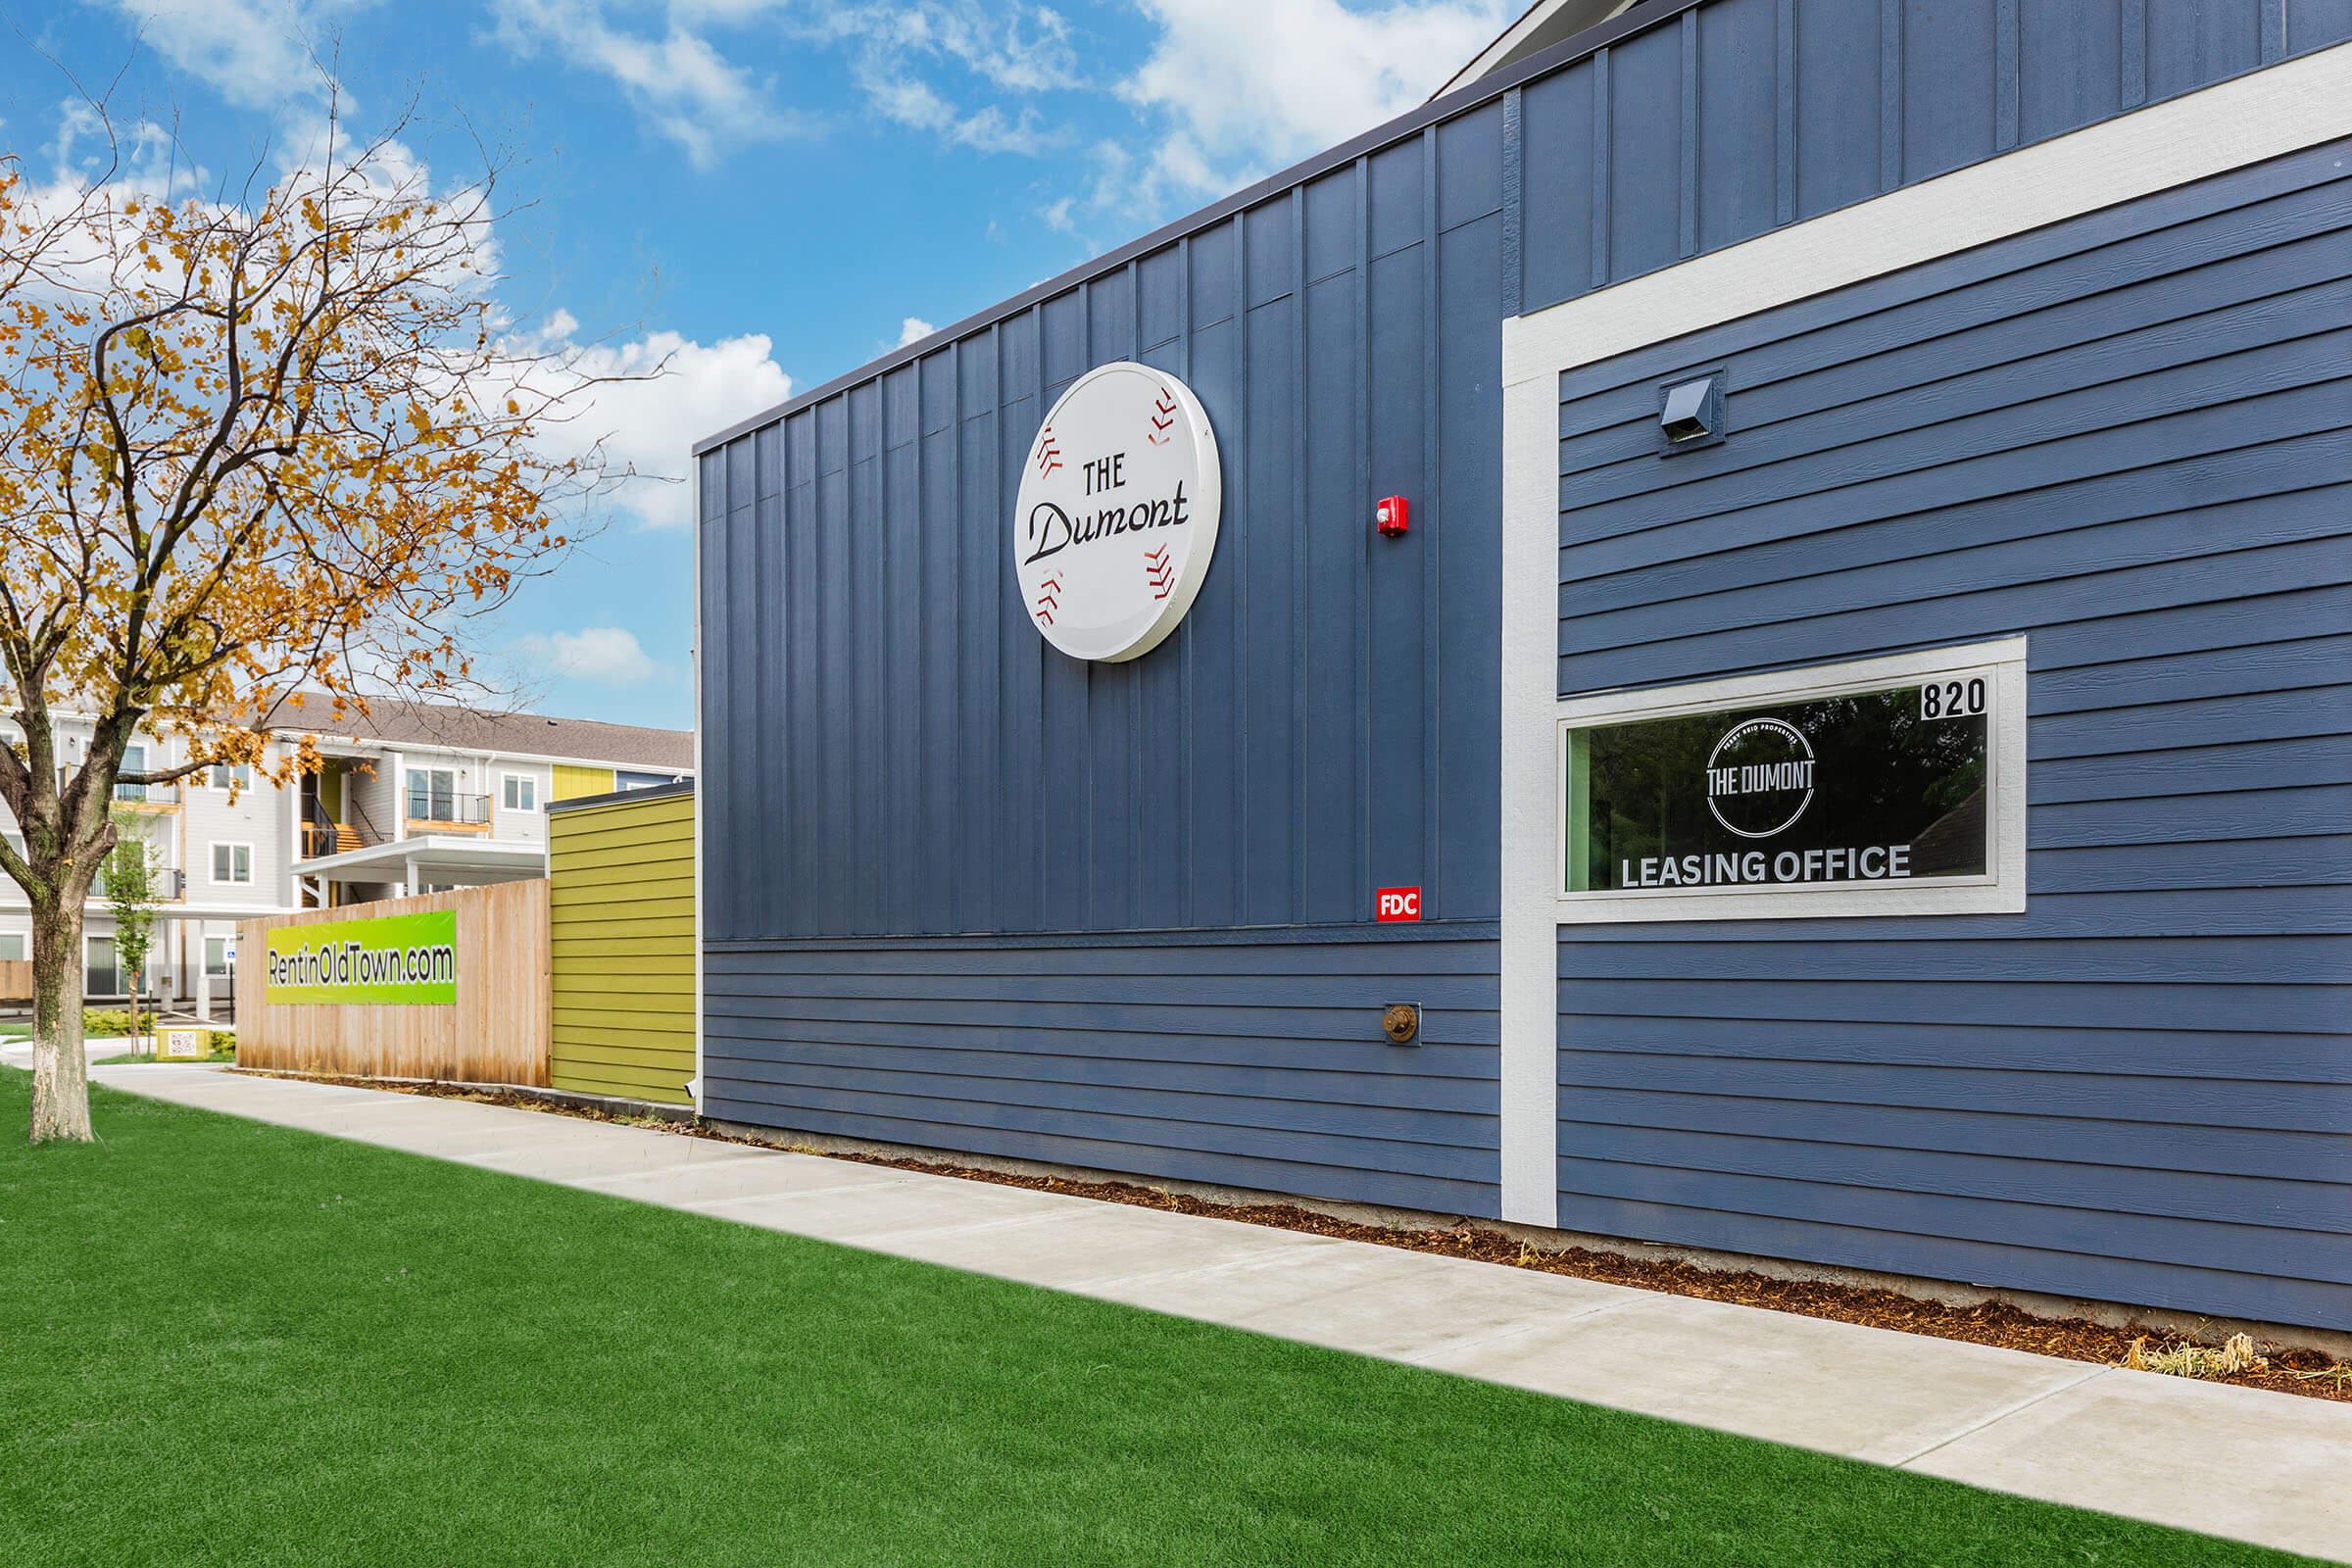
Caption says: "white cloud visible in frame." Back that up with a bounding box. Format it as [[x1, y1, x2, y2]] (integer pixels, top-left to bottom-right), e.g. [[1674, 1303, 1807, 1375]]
[[45, 101, 211, 199], [897, 317, 936, 347], [822, 3, 1073, 158], [514, 318, 794, 530], [487, 0, 816, 167], [1047, 0, 1504, 231], [1123, 0, 1503, 178], [511, 625, 660, 685], [483, 0, 1077, 167], [808, 2, 1077, 94], [82, 0, 356, 110], [856, 66, 1052, 153]]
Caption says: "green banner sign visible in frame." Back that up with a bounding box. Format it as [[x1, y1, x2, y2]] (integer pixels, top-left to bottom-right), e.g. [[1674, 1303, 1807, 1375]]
[[264, 910, 459, 1005]]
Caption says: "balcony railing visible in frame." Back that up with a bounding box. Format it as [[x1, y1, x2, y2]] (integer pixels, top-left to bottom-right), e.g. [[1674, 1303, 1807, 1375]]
[[301, 797, 389, 861], [405, 791, 491, 829], [97, 866, 184, 903], [111, 779, 179, 807]]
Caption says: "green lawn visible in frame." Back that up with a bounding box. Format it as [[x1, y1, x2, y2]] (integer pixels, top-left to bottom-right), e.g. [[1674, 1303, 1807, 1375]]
[[0, 1070, 2306, 1567], [102, 1046, 239, 1064]]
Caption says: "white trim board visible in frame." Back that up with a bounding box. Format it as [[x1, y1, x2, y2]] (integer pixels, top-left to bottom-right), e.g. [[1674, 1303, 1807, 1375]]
[[1490, 43, 2352, 1228], [689, 461, 707, 1118]]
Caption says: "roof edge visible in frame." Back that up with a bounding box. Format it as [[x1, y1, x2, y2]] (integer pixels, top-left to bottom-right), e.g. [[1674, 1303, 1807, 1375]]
[[547, 778, 696, 814]]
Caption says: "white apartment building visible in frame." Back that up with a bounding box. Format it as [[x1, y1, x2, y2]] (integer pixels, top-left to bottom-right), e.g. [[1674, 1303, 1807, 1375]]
[[0, 698, 691, 1012]]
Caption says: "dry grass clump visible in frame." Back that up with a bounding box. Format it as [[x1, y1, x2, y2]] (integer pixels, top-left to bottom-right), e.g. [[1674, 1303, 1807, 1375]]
[[2123, 1332, 2267, 1379]]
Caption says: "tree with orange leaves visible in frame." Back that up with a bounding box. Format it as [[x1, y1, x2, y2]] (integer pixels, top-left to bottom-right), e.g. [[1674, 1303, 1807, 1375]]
[[0, 107, 626, 1142]]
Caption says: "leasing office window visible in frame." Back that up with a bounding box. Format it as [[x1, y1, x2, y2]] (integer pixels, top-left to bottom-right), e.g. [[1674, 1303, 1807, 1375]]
[[210, 842, 254, 885], [205, 936, 232, 977], [501, 774, 538, 811], [1556, 641, 2026, 921]]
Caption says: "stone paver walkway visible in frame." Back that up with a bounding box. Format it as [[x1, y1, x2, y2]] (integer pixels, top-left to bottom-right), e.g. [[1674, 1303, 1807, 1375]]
[[94, 1062, 2352, 1563]]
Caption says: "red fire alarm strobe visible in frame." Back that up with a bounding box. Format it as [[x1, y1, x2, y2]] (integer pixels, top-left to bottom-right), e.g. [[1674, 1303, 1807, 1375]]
[[1376, 886, 1422, 922], [1375, 495, 1408, 537]]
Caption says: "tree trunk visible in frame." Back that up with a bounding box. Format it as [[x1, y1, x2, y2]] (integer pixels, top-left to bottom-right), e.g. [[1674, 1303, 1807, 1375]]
[[28, 897, 92, 1144]]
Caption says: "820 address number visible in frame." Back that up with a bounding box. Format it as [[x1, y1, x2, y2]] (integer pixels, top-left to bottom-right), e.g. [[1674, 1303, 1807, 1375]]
[[1920, 676, 1988, 721]]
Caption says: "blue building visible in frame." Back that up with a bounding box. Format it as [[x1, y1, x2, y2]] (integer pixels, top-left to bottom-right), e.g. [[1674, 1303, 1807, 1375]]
[[694, 0, 2352, 1335]]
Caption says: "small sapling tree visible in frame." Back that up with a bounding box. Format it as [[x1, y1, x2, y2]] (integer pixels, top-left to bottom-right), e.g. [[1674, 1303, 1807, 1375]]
[[101, 809, 159, 1045]]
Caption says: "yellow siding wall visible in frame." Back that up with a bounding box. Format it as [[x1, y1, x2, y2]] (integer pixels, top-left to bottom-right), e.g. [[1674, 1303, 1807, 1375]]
[[551, 763, 616, 801], [547, 790, 694, 1103]]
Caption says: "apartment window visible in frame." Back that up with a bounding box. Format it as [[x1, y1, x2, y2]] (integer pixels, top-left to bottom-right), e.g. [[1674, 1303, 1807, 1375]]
[[407, 766, 457, 821], [114, 743, 148, 803], [210, 842, 254, 885], [205, 936, 232, 977], [0, 934, 24, 961], [85, 934, 118, 996], [501, 774, 538, 812], [615, 769, 683, 791], [3, 829, 22, 860], [207, 761, 255, 791]]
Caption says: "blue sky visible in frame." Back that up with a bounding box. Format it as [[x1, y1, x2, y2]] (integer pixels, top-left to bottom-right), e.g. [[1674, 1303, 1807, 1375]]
[[2, 0, 1511, 730]]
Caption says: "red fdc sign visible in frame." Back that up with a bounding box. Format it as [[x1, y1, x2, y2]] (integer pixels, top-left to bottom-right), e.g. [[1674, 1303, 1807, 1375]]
[[1376, 887, 1422, 922]]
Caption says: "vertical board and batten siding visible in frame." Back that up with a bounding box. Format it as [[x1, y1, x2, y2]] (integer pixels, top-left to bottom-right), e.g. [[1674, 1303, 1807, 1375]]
[[552, 763, 617, 802], [699, 94, 1510, 1214], [548, 785, 696, 1104], [701, 113, 1508, 942], [695, 0, 2350, 1220], [1549, 140, 2352, 1329]]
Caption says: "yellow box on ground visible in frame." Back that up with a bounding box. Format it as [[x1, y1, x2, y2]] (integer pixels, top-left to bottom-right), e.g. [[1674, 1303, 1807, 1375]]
[[154, 1025, 210, 1060]]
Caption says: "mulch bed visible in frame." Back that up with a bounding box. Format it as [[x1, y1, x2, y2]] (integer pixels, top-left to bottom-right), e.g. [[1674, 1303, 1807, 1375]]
[[244, 1069, 2352, 1403]]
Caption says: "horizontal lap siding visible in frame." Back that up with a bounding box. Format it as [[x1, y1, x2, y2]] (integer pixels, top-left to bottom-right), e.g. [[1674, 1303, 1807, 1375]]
[[704, 937, 1500, 1215], [1551, 141, 2352, 1329], [549, 794, 696, 1104]]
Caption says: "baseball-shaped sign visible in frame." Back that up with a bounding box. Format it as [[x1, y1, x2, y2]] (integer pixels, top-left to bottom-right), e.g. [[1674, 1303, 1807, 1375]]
[[1014, 362, 1222, 662]]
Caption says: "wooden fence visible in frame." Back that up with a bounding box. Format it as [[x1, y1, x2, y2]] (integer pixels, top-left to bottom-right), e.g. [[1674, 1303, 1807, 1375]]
[[234, 880, 551, 1084]]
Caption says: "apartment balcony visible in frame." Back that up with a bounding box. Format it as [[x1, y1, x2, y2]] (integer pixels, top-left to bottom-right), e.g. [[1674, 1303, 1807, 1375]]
[[406, 791, 492, 833], [96, 866, 185, 903], [110, 779, 180, 810]]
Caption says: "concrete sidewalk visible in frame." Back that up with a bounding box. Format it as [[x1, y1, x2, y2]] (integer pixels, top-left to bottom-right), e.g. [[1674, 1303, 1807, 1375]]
[[3, 1037, 143, 1070], [95, 1063, 2350, 1563]]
